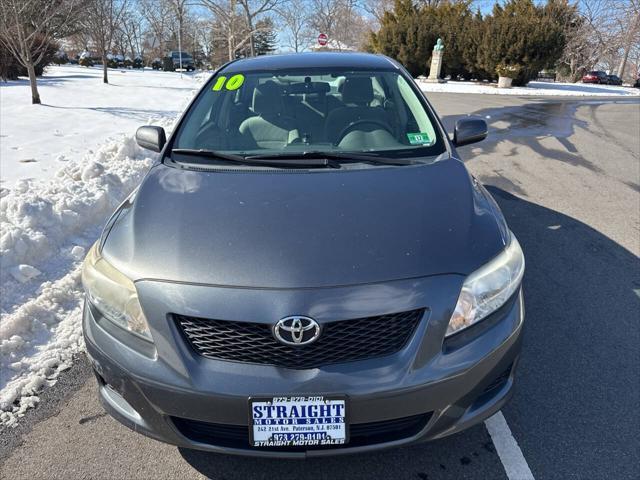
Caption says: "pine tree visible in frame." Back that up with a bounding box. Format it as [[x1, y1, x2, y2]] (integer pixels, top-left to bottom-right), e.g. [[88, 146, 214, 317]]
[[368, 0, 575, 84], [254, 18, 277, 56], [370, 0, 428, 76], [368, 0, 476, 78], [478, 0, 575, 85]]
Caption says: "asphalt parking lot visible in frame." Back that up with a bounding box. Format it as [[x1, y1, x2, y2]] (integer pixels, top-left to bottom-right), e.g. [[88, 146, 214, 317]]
[[1, 93, 638, 480]]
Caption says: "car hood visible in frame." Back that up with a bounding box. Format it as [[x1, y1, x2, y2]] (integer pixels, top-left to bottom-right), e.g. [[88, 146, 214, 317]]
[[102, 158, 508, 288]]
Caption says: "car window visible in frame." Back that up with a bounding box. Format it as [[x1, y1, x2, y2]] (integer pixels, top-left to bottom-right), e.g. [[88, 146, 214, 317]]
[[172, 67, 445, 161], [396, 75, 436, 144]]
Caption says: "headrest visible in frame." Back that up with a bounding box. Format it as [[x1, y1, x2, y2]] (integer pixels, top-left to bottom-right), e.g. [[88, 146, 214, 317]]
[[286, 82, 330, 95], [252, 81, 282, 115], [342, 77, 374, 105]]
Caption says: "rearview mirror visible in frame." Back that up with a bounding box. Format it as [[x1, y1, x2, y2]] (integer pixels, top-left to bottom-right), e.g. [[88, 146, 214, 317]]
[[453, 118, 487, 147], [136, 126, 166, 152]]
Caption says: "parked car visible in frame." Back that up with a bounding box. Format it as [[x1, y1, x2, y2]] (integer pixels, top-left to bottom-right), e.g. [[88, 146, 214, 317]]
[[164, 51, 195, 71], [606, 75, 623, 86], [633, 77, 640, 88], [582, 71, 608, 84], [83, 52, 525, 457]]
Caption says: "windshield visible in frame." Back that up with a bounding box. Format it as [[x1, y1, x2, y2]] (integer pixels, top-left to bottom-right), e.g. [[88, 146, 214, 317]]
[[171, 67, 446, 161]]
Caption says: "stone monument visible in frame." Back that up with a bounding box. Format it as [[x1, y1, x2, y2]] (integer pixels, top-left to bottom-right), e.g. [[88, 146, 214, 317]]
[[426, 38, 445, 83]]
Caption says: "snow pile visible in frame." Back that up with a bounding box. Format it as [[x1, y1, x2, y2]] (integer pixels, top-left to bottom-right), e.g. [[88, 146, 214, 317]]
[[0, 134, 160, 426], [1, 65, 207, 426], [0, 269, 84, 424], [1, 137, 146, 272], [418, 79, 640, 96]]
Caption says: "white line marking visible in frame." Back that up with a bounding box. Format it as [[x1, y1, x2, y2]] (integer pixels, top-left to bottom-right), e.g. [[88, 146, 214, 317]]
[[485, 411, 535, 480]]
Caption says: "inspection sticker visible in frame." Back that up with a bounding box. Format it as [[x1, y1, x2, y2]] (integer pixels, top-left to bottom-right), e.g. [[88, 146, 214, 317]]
[[249, 396, 348, 447], [407, 132, 433, 145]]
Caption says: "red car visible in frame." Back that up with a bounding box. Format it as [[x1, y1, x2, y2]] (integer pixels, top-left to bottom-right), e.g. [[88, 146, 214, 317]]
[[582, 71, 609, 84]]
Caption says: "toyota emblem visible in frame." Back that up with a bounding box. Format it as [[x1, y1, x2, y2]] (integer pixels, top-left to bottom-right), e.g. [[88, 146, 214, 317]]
[[273, 316, 321, 346]]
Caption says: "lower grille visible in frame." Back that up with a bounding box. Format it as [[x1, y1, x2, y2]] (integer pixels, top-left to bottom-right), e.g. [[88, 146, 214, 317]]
[[482, 363, 513, 395], [171, 413, 433, 451], [175, 309, 424, 369]]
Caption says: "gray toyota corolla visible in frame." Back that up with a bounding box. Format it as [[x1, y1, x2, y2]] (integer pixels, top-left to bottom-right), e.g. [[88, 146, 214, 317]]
[[82, 52, 524, 457]]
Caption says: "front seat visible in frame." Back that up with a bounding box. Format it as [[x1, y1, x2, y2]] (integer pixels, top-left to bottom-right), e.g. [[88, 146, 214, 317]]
[[239, 82, 299, 149], [325, 77, 391, 144]]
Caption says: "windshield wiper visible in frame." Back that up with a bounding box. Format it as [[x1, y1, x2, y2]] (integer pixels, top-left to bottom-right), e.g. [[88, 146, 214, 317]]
[[245, 151, 415, 166], [171, 148, 338, 168]]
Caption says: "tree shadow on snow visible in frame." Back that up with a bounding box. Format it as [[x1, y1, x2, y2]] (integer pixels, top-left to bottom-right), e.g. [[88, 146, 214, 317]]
[[0, 73, 99, 87], [107, 82, 197, 91], [39, 104, 181, 122]]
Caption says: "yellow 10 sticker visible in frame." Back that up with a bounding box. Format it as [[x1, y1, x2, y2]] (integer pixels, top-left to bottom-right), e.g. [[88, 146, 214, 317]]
[[212, 74, 245, 91]]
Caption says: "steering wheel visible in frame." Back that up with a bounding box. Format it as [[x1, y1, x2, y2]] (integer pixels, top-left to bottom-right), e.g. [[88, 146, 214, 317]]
[[334, 119, 394, 146]]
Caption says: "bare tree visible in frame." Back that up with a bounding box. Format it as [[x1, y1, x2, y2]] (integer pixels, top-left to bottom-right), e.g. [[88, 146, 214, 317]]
[[613, 0, 640, 79], [201, 0, 282, 60], [0, 0, 83, 104], [201, 0, 239, 61], [558, 2, 604, 80], [119, 5, 145, 61], [310, 0, 369, 50], [276, 0, 313, 52], [558, 0, 617, 80], [139, 0, 172, 60], [237, 0, 282, 56], [200, 0, 250, 61], [333, 1, 370, 50], [83, 0, 128, 84], [361, 0, 394, 27], [193, 17, 216, 64], [309, 0, 341, 42]]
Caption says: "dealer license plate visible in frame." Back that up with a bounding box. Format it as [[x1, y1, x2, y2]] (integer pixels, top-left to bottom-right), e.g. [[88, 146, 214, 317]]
[[249, 396, 348, 447]]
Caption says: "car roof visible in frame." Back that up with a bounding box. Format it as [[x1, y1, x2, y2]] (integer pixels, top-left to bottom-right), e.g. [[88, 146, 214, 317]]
[[221, 52, 401, 73]]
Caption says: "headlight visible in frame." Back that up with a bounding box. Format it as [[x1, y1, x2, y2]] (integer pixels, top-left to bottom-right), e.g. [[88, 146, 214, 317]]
[[446, 232, 524, 337], [82, 243, 152, 341]]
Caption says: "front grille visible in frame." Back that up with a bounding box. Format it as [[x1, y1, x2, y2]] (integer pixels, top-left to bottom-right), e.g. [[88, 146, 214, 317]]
[[175, 309, 424, 369], [171, 412, 432, 451]]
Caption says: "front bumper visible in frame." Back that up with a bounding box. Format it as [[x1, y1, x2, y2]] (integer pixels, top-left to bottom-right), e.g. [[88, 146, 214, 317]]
[[83, 277, 524, 458]]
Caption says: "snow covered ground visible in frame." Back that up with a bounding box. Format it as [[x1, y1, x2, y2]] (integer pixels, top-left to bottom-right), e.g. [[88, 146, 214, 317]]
[[1, 65, 207, 187], [0, 65, 207, 426], [418, 79, 640, 96]]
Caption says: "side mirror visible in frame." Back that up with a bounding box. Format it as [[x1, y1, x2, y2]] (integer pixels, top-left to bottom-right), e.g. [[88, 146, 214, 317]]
[[453, 117, 487, 147], [135, 126, 166, 152]]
